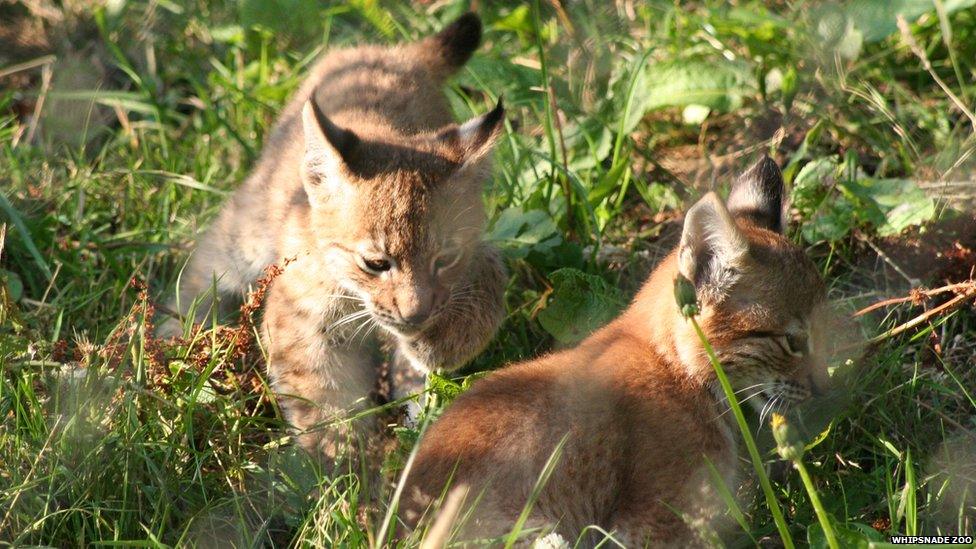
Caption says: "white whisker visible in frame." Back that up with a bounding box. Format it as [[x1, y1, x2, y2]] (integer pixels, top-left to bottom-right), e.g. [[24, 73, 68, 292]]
[[759, 394, 781, 428], [323, 294, 365, 302], [714, 388, 768, 420], [329, 309, 371, 331]]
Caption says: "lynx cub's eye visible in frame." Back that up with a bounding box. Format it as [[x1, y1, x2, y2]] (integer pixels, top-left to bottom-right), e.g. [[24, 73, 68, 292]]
[[784, 333, 808, 356], [359, 256, 392, 275]]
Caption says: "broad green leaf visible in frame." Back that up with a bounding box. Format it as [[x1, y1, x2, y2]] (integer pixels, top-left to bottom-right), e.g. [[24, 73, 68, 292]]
[[587, 159, 629, 205], [845, 0, 976, 43], [714, 6, 790, 48], [615, 59, 754, 134], [848, 522, 887, 541], [792, 156, 839, 211], [488, 207, 561, 259], [882, 198, 936, 236], [794, 157, 934, 242], [783, 121, 826, 183], [802, 198, 856, 244], [844, 178, 936, 236], [868, 179, 935, 236], [538, 268, 624, 345]]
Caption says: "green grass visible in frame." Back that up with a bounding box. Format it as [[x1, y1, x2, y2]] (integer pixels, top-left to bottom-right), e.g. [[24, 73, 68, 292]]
[[2, 0, 975, 546]]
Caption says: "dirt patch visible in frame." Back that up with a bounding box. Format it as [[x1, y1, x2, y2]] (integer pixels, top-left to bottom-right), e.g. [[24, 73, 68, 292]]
[[876, 213, 976, 285]]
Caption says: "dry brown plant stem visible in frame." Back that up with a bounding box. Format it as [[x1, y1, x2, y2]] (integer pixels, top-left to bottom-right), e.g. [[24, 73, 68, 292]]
[[854, 280, 976, 345]]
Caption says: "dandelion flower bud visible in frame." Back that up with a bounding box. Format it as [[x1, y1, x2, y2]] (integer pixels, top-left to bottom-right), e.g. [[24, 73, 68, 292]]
[[673, 274, 699, 318], [772, 412, 804, 461]]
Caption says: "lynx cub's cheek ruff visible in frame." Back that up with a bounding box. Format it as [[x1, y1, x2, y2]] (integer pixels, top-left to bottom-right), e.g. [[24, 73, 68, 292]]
[[401, 157, 830, 546], [163, 13, 507, 458]]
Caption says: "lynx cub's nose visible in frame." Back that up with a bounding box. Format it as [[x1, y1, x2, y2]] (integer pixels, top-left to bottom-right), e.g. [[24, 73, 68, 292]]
[[400, 309, 430, 327], [396, 292, 433, 327]]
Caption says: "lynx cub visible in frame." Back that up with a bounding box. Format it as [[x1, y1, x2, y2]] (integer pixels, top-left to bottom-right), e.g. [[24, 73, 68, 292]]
[[166, 14, 506, 455], [401, 157, 830, 546]]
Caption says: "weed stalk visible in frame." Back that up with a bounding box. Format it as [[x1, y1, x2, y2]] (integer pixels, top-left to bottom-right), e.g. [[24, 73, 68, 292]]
[[772, 413, 840, 549], [674, 275, 795, 549]]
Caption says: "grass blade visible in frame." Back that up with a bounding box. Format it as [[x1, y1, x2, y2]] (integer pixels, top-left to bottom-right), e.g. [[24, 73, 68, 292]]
[[503, 433, 569, 548], [0, 191, 51, 280]]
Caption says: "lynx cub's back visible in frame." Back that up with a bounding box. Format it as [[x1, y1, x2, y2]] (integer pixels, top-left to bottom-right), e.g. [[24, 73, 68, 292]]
[[402, 157, 830, 546], [166, 14, 507, 457]]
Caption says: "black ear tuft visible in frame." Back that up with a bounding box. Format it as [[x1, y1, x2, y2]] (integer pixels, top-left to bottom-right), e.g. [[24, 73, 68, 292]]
[[726, 155, 788, 234], [308, 99, 359, 164], [481, 97, 505, 135], [446, 97, 504, 158], [434, 12, 482, 69]]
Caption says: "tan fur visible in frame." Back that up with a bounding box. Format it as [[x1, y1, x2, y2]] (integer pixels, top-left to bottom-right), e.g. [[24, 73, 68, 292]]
[[401, 158, 829, 547], [165, 14, 507, 457]]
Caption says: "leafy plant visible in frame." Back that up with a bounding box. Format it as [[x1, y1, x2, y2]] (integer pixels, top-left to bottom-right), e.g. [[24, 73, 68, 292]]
[[537, 268, 624, 345], [615, 58, 755, 132], [488, 206, 562, 259], [791, 155, 936, 243]]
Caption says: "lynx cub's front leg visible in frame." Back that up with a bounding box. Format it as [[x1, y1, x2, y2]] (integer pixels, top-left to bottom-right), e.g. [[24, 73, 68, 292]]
[[171, 12, 509, 459], [263, 266, 380, 458], [390, 244, 506, 418]]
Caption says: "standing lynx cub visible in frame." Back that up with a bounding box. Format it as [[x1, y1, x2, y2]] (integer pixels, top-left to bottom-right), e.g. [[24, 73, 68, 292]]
[[166, 14, 506, 455], [401, 157, 830, 546]]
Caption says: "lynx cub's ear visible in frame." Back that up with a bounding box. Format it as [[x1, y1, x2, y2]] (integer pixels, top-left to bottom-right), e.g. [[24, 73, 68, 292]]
[[301, 100, 359, 203], [430, 12, 482, 70], [678, 192, 749, 293], [439, 99, 505, 171], [727, 155, 788, 234]]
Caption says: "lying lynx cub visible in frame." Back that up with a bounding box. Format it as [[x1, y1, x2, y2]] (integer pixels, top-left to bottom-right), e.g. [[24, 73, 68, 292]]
[[401, 157, 829, 546], [165, 14, 506, 456]]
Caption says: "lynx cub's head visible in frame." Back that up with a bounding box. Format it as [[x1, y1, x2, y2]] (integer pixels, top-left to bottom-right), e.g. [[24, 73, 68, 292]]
[[299, 100, 504, 335], [675, 157, 828, 415]]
